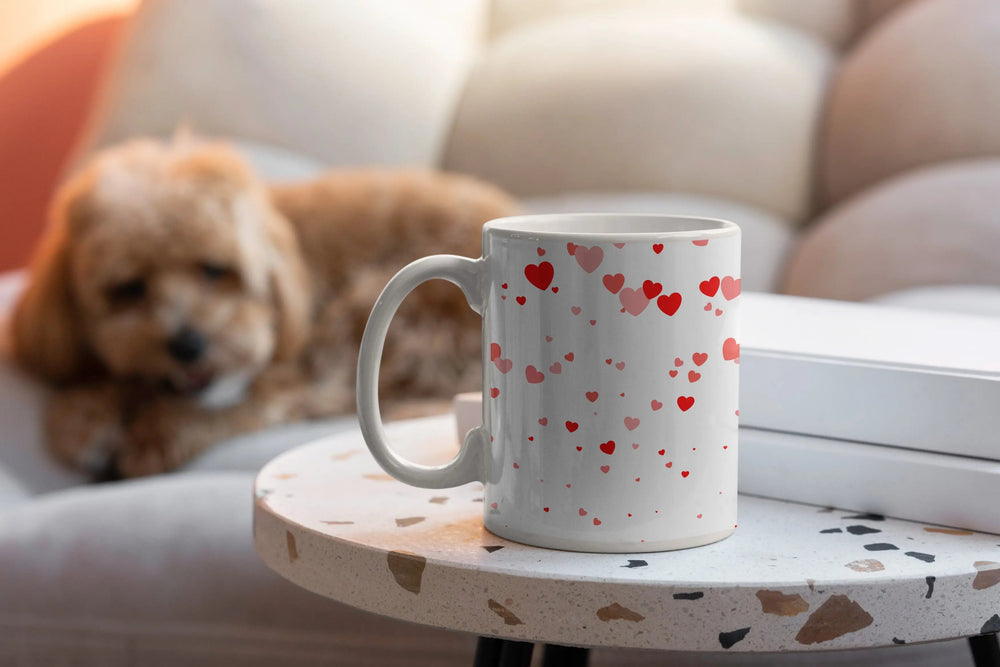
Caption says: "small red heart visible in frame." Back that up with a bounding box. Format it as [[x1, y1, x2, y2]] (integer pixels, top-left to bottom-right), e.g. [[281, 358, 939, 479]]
[[613, 242, 626, 249], [642, 280, 663, 299], [721, 276, 741, 301], [657, 292, 682, 316], [619, 392, 625, 397], [571, 306, 582, 315], [501, 283, 508, 289], [586, 391, 599, 402], [651, 399, 663, 411], [537, 247, 546, 256], [723, 445, 728, 449], [593, 518, 602, 526], [735, 410, 740, 416], [688, 370, 701, 383], [490, 387, 500, 398], [704, 302, 712, 311], [632, 443, 640, 450], [681, 470, 690, 478], [605, 358, 613, 365], [490, 343, 501, 360], [549, 362, 562, 374], [551, 286, 559, 293], [564, 352, 574, 361], [602, 273, 625, 294], [692, 239, 709, 246], [546, 335, 553, 342], [635, 478, 640, 483], [524, 262, 554, 290], [600, 440, 616, 455], [697, 513, 703, 519], [675, 357, 684, 367], [600, 465, 610, 474], [665, 461, 673, 468], [723, 337, 740, 361], [589, 319, 597, 325], [525, 365, 545, 383], [615, 361, 626, 371], [501, 295, 507, 300], [565, 421, 579, 432], [677, 396, 695, 412], [567, 242, 578, 256], [658, 449, 665, 455], [669, 370, 678, 378], [513, 463, 519, 469], [628, 513, 632, 517], [491, 502, 498, 509], [624, 417, 640, 431], [516, 296, 526, 305], [576, 446, 582, 452], [579, 508, 587, 516], [538, 418, 548, 426], [692, 352, 708, 366], [652, 243, 664, 254], [527, 437, 533, 441], [699, 276, 720, 297], [543, 507, 550, 512]]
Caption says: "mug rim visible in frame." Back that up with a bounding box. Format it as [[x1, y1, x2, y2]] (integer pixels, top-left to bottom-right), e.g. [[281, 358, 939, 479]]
[[483, 213, 739, 240]]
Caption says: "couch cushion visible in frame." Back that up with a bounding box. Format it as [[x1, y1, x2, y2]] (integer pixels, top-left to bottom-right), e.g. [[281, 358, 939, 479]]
[[443, 11, 832, 223], [782, 159, 1000, 301], [821, 0, 1000, 206], [521, 192, 794, 293], [78, 0, 488, 168]]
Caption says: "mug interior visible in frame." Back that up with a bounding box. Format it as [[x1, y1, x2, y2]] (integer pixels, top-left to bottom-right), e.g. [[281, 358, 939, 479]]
[[484, 213, 738, 240]]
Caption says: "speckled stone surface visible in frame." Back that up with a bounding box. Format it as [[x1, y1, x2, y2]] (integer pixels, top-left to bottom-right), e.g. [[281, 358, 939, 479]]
[[253, 416, 1000, 652]]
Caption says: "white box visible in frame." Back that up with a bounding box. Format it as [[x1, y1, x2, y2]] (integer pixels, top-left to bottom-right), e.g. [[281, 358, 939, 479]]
[[740, 293, 1000, 461]]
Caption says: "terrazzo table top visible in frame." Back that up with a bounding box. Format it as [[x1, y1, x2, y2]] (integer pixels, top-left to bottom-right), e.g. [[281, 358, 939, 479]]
[[253, 415, 1000, 652]]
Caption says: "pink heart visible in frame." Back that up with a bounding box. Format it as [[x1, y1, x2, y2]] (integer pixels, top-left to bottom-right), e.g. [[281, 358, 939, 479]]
[[688, 370, 701, 383], [721, 276, 741, 300], [538, 418, 548, 426], [704, 302, 712, 311], [493, 358, 513, 374], [586, 391, 599, 402], [490, 343, 501, 361], [525, 365, 545, 383], [692, 352, 708, 366], [651, 399, 663, 411], [723, 337, 740, 361], [600, 465, 610, 474], [613, 242, 626, 249], [692, 239, 709, 247], [571, 306, 582, 315], [632, 443, 640, 450], [549, 362, 562, 374], [574, 245, 604, 273], [579, 508, 587, 516], [615, 361, 625, 371], [624, 417, 640, 431]]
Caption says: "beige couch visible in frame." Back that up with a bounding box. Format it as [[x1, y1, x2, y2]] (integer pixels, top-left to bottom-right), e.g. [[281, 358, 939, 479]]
[[2, 0, 998, 664]]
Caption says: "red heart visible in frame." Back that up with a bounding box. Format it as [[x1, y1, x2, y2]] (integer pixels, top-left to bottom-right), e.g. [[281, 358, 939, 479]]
[[656, 292, 682, 316], [552, 287, 559, 293], [658, 449, 665, 455], [613, 242, 626, 249], [674, 357, 684, 367], [549, 362, 562, 374], [600, 465, 610, 474], [593, 517, 602, 526], [624, 417, 640, 431], [516, 296, 526, 305], [543, 507, 550, 512], [490, 343, 501, 360], [605, 358, 613, 365], [525, 365, 545, 383], [513, 462, 519, 469], [651, 399, 663, 411], [697, 513, 703, 519], [677, 396, 695, 412], [619, 288, 650, 316], [576, 446, 582, 451], [491, 502, 498, 509], [615, 361, 625, 371], [692, 352, 708, 366], [546, 336, 553, 342], [669, 370, 678, 378], [565, 421, 579, 432], [665, 461, 672, 468], [490, 387, 499, 398], [574, 245, 604, 273], [692, 239, 709, 246], [723, 337, 740, 361], [524, 262, 554, 290], [501, 283, 508, 289], [632, 443, 640, 450], [494, 358, 512, 373], [586, 391, 599, 402], [567, 242, 578, 256], [642, 280, 663, 299], [602, 273, 625, 294], [681, 470, 690, 478], [589, 320, 596, 325], [721, 276, 741, 301], [699, 276, 720, 297], [600, 440, 616, 455], [537, 247, 546, 256], [688, 370, 701, 382], [652, 243, 664, 254], [564, 352, 574, 361], [538, 418, 548, 426], [579, 508, 587, 516]]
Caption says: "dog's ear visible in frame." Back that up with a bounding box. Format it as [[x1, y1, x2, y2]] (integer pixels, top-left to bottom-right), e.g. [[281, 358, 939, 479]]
[[263, 211, 311, 362], [9, 204, 87, 383]]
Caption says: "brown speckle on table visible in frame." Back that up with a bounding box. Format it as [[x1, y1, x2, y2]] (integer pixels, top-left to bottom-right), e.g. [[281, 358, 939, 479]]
[[756, 590, 810, 616], [429, 496, 449, 504], [395, 516, 426, 528], [274, 473, 297, 480], [364, 473, 396, 481], [845, 559, 885, 573], [488, 599, 524, 625], [286, 531, 298, 563], [795, 595, 874, 645], [387, 551, 426, 594], [973, 561, 1000, 590], [924, 526, 974, 536], [331, 449, 360, 461], [320, 520, 355, 525], [597, 602, 646, 622]]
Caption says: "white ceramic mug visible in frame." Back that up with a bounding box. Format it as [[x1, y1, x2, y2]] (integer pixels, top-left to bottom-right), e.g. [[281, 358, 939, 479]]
[[357, 214, 741, 552]]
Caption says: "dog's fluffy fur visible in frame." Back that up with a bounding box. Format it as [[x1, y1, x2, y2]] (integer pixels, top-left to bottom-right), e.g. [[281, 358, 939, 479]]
[[9, 137, 517, 477]]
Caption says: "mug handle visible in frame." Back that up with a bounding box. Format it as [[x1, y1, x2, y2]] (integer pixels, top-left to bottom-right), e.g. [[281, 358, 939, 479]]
[[356, 255, 488, 488]]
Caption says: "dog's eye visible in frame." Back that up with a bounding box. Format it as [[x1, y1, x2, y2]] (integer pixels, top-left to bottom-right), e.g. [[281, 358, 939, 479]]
[[199, 262, 235, 281], [106, 278, 146, 304]]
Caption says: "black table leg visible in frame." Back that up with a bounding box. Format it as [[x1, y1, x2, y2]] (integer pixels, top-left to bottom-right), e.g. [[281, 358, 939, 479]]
[[474, 638, 533, 667], [543, 643, 590, 666], [970, 633, 1000, 667]]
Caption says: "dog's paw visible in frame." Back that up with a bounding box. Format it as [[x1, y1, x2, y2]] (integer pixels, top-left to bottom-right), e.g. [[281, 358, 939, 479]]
[[45, 387, 126, 478]]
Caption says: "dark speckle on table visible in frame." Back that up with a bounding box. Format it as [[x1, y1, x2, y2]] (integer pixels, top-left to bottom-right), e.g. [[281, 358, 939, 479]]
[[925, 576, 935, 599], [673, 592, 705, 600], [623, 559, 648, 568], [892, 637, 906, 645], [483, 546, 504, 553], [846, 525, 882, 535], [864, 543, 898, 552], [719, 627, 751, 649], [905, 551, 935, 563], [844, 513, 885, 522], [820, 528, 843, 534], [982, 614, 1000, 634]]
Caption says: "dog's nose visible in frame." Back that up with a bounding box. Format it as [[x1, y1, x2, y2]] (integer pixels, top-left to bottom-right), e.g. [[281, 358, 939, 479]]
[[166, 327, 207, 364]]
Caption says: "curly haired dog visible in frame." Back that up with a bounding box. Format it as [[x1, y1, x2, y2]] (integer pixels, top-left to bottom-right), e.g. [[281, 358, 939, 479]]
[[9, 137, 516, 478]]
